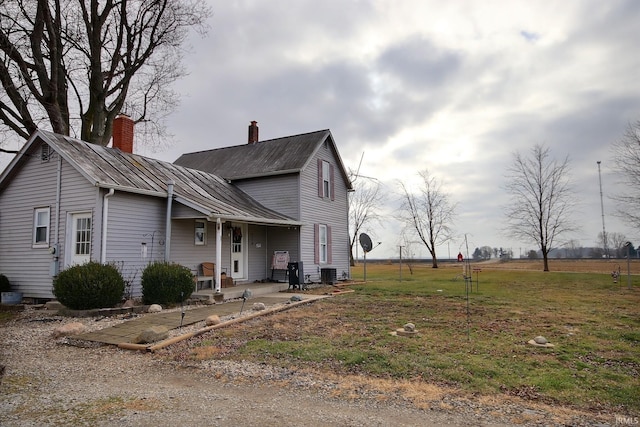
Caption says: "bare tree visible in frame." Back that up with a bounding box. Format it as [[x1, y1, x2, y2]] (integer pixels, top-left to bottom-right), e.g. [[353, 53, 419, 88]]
[[504, 144, 576, 271], [398, 169, 456, 268], [0, 0, 210, 151], [611, 120, 640, 228], [564, 239, 584, 258], [348, 177, 385, 266], [600, 231, 627, 258]]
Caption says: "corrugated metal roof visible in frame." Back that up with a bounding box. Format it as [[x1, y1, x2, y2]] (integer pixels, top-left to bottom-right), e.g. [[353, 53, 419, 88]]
[[174, 129, 354, 182], [33, 130, 299, 225]]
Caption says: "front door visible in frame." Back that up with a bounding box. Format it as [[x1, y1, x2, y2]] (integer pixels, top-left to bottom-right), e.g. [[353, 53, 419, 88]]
[[71, 212, 92, 265], [231, 224, 246, 279]]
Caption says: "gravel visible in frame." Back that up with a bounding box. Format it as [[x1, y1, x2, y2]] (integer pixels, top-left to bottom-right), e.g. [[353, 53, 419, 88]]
[[0, 305, 620, 426]]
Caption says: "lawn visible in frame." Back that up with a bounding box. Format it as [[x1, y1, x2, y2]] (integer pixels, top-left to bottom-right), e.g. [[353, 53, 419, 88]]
[[165, 260, 640, 414]]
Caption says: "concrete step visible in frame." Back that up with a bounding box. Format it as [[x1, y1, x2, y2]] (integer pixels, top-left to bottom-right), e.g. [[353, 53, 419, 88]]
[[191, 282, 290, 301]]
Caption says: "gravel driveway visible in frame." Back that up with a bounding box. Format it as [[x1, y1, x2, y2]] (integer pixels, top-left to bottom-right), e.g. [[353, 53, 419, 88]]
[[0, 306, 615, 426]]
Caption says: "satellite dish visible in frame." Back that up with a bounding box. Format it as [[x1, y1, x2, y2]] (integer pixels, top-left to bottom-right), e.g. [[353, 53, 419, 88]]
[[359, 233, 373, 253]]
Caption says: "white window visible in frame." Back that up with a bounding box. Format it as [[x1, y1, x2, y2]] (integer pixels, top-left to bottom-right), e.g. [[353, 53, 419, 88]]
[[322, 161, 331, 198], [319, 224, 327, 263], [33, 207, 50, 247], [195, 220, 206, 245], [318, 159, 334, 200]]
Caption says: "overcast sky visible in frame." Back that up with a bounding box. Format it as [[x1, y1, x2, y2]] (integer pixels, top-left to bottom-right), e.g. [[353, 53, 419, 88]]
[[4, 0, 640, 260]]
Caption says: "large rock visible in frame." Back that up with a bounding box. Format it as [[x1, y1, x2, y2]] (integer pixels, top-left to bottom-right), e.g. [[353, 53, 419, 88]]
[[147, 304, 162, 313], [133, 326, 169, 344], [252, 302, 266, 311], [52, 322, 87, 338], [205, 315, 221, 326]]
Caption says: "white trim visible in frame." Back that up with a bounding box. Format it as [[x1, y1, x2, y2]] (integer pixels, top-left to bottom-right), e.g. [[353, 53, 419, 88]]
[[32, 207, 50, 248]]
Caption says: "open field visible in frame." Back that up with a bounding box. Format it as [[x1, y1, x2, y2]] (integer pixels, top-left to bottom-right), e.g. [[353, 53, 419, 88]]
[[161, 259, 639, 420]]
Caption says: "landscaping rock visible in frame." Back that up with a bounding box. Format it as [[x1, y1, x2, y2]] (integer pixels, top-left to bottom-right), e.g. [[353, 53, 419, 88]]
[[122, 300, 136, 308], [252, 302, 266, 311], [403, 323, 416, 332], [290, 295, 303, 302], [527, 335, 555, 348], [52, 322, 87, 338], [205, 315, 221, 326], [133, 326, 169, 344], [147, 304, 162, 313]]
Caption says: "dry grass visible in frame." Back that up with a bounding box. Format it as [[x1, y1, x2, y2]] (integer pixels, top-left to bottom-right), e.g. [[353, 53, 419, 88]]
[[162, 260, 639, 419]]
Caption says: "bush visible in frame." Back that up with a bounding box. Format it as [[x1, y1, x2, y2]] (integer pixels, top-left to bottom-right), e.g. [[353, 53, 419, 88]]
[[53, 262, 125, 310], [141, 262, 194, 305], [0, 274, 11, 293]]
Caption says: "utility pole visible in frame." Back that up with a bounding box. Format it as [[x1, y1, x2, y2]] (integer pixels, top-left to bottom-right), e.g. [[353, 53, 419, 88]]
[[597, 161, 608, 258]]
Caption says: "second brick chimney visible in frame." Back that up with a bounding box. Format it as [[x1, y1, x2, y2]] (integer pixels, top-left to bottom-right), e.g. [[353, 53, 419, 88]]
[[113, 114, 134, 153], [248, 121, 259, 144]]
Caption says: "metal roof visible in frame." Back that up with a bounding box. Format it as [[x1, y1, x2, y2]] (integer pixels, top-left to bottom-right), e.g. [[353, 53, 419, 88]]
[[174, 129, 353, 190], [3, 130, 300, 226]]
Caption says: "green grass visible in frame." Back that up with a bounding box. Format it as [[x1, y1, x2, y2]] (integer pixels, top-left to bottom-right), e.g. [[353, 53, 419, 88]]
[[177, 263, 640, 412]]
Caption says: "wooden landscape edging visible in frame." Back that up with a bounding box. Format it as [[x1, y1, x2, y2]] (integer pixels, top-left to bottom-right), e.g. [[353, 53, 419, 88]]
[[117, 294, 333, 352]]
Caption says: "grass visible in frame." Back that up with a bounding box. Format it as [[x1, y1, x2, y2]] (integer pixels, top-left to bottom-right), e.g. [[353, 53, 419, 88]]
[[164, 261, 640, 414]]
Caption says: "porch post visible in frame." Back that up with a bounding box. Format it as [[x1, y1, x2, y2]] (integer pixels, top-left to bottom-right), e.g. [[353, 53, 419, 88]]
[[215, 217, 222, 293]]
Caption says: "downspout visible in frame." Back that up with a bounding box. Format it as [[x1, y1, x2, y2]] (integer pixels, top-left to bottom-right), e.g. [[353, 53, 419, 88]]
[[215, 217, 222, 293], [51, 155, 62, 275], [101, 188, 115, 263], [164, 180, 174, 262]]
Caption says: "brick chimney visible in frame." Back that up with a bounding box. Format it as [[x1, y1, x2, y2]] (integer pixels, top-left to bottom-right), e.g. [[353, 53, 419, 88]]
[[248, 121, 259, 144], [112, 114, 134, 153]]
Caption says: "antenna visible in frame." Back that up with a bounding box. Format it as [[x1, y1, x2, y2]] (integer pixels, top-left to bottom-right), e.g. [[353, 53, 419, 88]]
[[597, 161, 608, 258]]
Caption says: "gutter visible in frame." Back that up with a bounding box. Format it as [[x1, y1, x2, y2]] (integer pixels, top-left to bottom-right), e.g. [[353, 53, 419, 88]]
[[164, 180, 174, 262]]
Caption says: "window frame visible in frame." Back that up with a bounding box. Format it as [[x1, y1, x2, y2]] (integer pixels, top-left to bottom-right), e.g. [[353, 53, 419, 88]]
[[319, 224, 328, 264], [195, 220, 206, 245], [33, 207, 50, 247], [322, 161, 331, 198]]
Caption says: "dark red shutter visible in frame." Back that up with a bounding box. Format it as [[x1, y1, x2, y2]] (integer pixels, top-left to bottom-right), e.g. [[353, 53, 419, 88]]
[[330, 164, 335, 201]]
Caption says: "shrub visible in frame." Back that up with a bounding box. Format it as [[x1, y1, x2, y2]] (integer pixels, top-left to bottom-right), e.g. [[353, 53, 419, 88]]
[[0, 274, 11, 293], [53, 262, 125, 310], [141, 262, 193, 305]]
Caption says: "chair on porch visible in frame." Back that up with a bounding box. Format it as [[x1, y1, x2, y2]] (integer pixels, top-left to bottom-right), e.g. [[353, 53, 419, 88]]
[[194, 262, 215, 292]]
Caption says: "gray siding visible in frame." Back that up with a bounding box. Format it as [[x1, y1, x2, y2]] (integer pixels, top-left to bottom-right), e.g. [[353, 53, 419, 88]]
[[299, 143, 351, 282], [235, 174, 300, 220], [0, 147, 99, 298], [104, 192, 166, 297], [170, 218, 228, 278], [0, 147, 60, 298]]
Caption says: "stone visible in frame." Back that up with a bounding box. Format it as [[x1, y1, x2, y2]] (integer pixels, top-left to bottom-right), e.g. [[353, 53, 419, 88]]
[[527, 335, 555, 348], [133, 326, 169, 344], [205, 315, 221, 326], [533, 336, 548, 345], [290, 295, 303, 302], [252, 302, 266, 311], [52, 322, 87, 338], [122, 300, 136, 308], [403, 323, 416, 332], [147, 304, 162, 313], [45, 301, 64, 311]]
